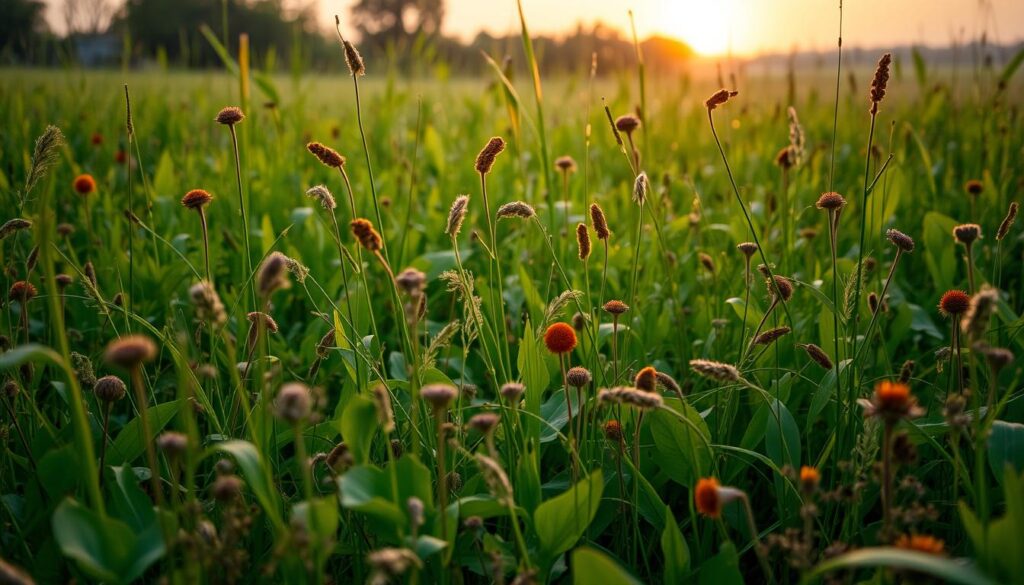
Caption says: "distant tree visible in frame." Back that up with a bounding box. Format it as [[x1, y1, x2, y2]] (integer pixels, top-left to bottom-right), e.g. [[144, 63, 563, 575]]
[[351, 0, 444, 47], [0, 0, 47, 59]]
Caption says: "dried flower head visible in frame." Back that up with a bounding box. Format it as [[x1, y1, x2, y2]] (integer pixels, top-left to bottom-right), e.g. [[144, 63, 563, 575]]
[[500, 382, 525, 403], [698, 252, 715, 273], [603, 420, 624, 442], [656, 372, 682, 396], [94, 375, 127, 403], [212, 474, 243, 502], [590, 203, 610, 240], [215, 106, 245, 126], [961, 286, 998, 340], [634, 366, 657, 392], [753, 326, 791, 346], [602, 300, 629, 316], [305, 185, 336, 210], [555, 155, 577, 173], [307, 142, 346, 168], [632, 172, 649, 204], [189, 280, 227, 327], [768, 275, 794, 302], [598, 386, 664, 410], [325, 442, 353, 472], [614, 114, 641, 134], [257, 251, 292, 297], [886, 228, 915, 253], [690, 359, 741, 383], [964, 179, 983, 196], [8, 281, 36, 302], [543, 322, 577, 354], [274, 382, 312, 423], [104, 335, 157, 369], [816, 192, 847, 211], [156, 431, 188, 457], [468, 412, 500, 434], [953, 223, 982, 246], [982, 346, 1014, 373], [705, 89, 739, 110], [55, 274, 73, 290], [737, 242, 758, 258], [73, 174, 96, 196], [868, 53, 892, 113], [446, 195, 470, 237], [566, 366, 592, 388], [996, 202, 1018, 241], [181, 189, 213, 210], [421, 383, 458, 411], [576, 223, 591, 261], [496, 201, 536, 220], [341, 38, 366, 75], [798, 343, 834, 370], [858, 380, 924, 422], [939, 289, 971, 316], [351, 218, 383, 252], [475, 137, 506, 174]]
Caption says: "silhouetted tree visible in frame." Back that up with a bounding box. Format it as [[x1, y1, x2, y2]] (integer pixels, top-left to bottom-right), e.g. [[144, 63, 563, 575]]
[[351, 0, 444, 48]]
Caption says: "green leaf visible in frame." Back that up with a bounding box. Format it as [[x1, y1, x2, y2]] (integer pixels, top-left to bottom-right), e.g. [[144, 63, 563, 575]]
[[661, 505, 690, 583], [107, 400, 181, 466], [765, 399, 801, 468], [106, 466, 155, 532], [989, 420, 1024, 484], [533, 470, 603, 562], [571, 546, 641, 585], [211, 440, 283, 529], [52, 498, 166, 584], [518, 320, 549, 446], [341, 394, 378, 465], [699, 542, 743, 585], [649, 399, 712, 486], [199, 24, 239, 75], [803, 547, 998, 585]]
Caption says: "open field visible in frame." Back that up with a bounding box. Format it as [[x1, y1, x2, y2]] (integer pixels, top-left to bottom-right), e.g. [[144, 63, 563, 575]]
[[0, 33, 1022, 585]]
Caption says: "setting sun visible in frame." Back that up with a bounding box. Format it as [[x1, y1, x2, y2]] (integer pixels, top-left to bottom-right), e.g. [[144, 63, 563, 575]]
[[656, 0, 735, 56]]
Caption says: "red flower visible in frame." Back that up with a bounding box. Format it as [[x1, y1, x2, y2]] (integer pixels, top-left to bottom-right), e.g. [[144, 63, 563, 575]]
[[543, 322, 577, 354], [73, 174, 96, 196], [939, 290, 970, 316]]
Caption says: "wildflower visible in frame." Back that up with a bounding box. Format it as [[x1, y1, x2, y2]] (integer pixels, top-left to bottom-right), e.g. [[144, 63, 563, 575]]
[[500, 382, 525, 403], [694, 477, 742, 517], [8, 281, 36, 302], [181, 189, 213, 210], [555, 155, 577, 173], [446, 195, 469, 237], [603, 420, 624, 443], [602, 300, 629, 316], [475, 137, 505, 174], [257, 252, 291, 297], [468, 412, 500, 434], [543, 322, 577, 354], [104, 335, 157, 370], [305, 185, 336, 210], [421, 383, 458, 411], [94, 375, 127, 403], [858, 381, 924, 422], [351, 218, 383, 252], [614, 114, 640, 134], [698, 252, 715, 273], [307, 142, 345, 168], [590, 203, 610, 240], [156, 431, 189, 458], [964, 179, 983, 197], [566, 366, 592, 388], [939, 290, 970, 316], [815, 192, 846, 211], [886, 228, 915, 253], [952, 223, 982, 246], [737, 242, 758, 258], [215, 106, 245, 125], [800, 466, 820, 492], [73, 174, 96, 196], [894, 534, 945, 556], [273, 382, 312, 423], [705, 89, 738, 110]]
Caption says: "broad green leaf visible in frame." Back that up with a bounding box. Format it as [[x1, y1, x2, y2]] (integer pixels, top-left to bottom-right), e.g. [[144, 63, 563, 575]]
[[211, 440, 283, 529], [340, 394, 378, 465], [106, 466, 155, 532], [661, 505, 690, 583], [518, 320, 549, 445], [922, 212, 957, 293], [107, 400, 181, 466], [765, 399, 801, 468], [533, 470, 603, 562], [571, 546, 641, 585], [699, 542, 743, 585], [649, 399, 712, 486], [804, 547, 998, 585], [988, 421, 1024, 483]]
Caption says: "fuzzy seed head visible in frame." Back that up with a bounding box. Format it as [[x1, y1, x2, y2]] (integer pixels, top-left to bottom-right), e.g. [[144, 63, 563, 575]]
[[421, 383, 458, 411], [598, 386, 664, 410], [868, 53, 892, 112], [104, 335, 157, 369], [157, 431, 189, 457], [181, 189, 213, 210], [634, 366, 657, 392], [555, 155, 577, 173], [798, 343, 833, 370], [468, 412, 500, 435], [496, 201, 536, 220], [446, 195, 470, 237], [816, 191, 847, 211], [690, 359, 741, 383], [589, 203, 610, 240], [576, 223, 591, 261], [753, 326, 791, 346], [566, 366, 592, 388], [215, 106, 244, 126], [500, 382, 525, 403], [189, 280, 227, 327], [307, 142, 346, 168], [274, 382, 312, 423], [371, 384, 396, 434], [953, 223, 982, 246], [257, 252, 292, 297], [350, 218, 383, 252], [886, 228, 915, 253], [632, 172, 649, 204], [343, 39, 365, 76], [939, 289, 971, 316], [768, 275, 794, 302], [996, 202, 1018, 241], [705, 89, 738, 110], [614, 114, 640, 134], [602, 300, 629, 316], [94, 375, 127, 403], [8, 281, 36, 302], [305, 185, 336, 210], [475, 137, 506, 174], [0, 218, 32, 240]]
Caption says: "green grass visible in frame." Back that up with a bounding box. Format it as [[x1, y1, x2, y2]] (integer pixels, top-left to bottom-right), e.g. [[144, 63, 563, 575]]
[[0, 50, 1022, 585]]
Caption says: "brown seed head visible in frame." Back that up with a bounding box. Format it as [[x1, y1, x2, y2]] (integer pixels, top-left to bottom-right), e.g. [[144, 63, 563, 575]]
[[257, 251, 292, 297], [886, 228, 915, 253], [566, 366, 592, 388], [475, 137, 506, 174], [690, 359, 741, 383], [614, 114, 640, 134], [496, 201, 536, 220], [181, 189, 213, 210], [798, 343, 833, 370], [868, 53, 892, 113], [56, 274, 73, 289], [104, 334, 157, 370], [939, 290, 971, 316], [8, 281, 36, 302], [421, 383, 458, 411], [0, 218, 32, 241], [555, 155, 577, 173], [598, 386, 664, 410], [753, 326, 791, 346], [602, 300, 630, 316], [350, 218, 383, 252], [215, 106, 245, 126], [446, 195, 470, 237], [603, 420, 624, 442], [737, 242, 758, 258], [816, 192, 847, 211], [996, 202, 1018, 241], [94, 375, 127, 403], [634, 366, 658, 392], [499, 382, 525, 403], [306, 142, 346, 168], [156, 431, 189, 457], [305, 185, 336, 210], [274, 382, 312, 423], [768, 275, 794, 302], [576, 223, 591, 261], [371, 384, 396, 433], [705, 89, 739, 110], [343, 39, 365, 76], [952, 223, 982, 246], [590, 203, 610, 240]]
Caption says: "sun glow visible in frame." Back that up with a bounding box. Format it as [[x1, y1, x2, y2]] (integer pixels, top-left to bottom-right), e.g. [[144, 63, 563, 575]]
[[656, 0, 735, 56]]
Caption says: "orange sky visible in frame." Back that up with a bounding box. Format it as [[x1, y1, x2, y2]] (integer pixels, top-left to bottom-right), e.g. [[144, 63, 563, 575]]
[[324, 0, 1024, 56]]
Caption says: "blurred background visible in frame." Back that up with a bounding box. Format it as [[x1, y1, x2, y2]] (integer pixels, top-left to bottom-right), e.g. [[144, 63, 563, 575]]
[[2, 0, 1023, 76]]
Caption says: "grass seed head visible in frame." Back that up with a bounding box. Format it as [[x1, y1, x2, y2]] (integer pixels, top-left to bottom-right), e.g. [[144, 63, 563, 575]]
[[869, 53, 892, 114], [305, 185, 336, 210], [598, 386, 664, 410], [496, 201, 536, 220], [0, 218, 32, 241], [996, 202, 1018, 241], [475, 137, 505, 174], [753, 326, 791, 346], [446, 195, 470, 237], [768, 275, 794, 302], [634, 366, 657, 392], [798, 343, 834, 370], [589, 203, 610, 240], [343, 39, 366, 76], [705, 89, 738, 110], [257, 252, 292, 297], [576, 223, 591, 261], [632, 171, 649, 204], [306, 141, 346, 168], [350, 218, 383, 252], [468, 412, 500, 435], [371, 385, 396, 433], [690, 359, 741, 383]]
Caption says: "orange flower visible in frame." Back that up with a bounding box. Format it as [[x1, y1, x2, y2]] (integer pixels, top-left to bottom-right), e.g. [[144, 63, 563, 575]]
[[895, 534, 945, 556], [695, 478, 722, 518], [543, 322, 576, 354], [859, 380, 924, 422], [939, 290, 970, 316], [73, 174, 96, 196], [799, 466, 820, 492], [634, 366, 657, 392]]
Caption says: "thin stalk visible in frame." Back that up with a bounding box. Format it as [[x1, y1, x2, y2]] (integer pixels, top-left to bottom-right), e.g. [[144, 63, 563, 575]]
[[228, 124, 257, 312]]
